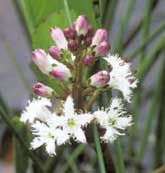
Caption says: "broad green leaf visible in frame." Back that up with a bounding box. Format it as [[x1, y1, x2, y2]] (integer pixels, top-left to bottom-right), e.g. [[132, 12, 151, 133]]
[[24, 0, 96, 27], [32, 11, 77, 49], [24, 0, 64, 26]]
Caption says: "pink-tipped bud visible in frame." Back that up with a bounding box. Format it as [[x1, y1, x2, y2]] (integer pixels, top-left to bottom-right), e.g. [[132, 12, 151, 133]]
[[50, 27, 68, 50], [87, 24, 95, 37], [90, 71, 110, 88], [84, 36, 92, 46], [63, 27, 77, 39], [95, 41, 110, 56], [48, 46, 61, 60], [32, 49, 52, 74], [33, 82, 53, 97], [83, 55, 95, 65], [68, 39, 78, 51], [92, 29, 108, 46], [50, 65, 71, 81], [74, 15, 90, 36]]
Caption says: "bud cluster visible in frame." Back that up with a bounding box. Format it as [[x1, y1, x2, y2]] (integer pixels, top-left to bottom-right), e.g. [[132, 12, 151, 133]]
[[21, 15, 138, 156]]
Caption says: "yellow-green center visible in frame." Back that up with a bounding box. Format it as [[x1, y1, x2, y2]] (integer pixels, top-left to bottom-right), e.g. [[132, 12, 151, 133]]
[[48, 132, 54, 138], [67, 118, 76, 127], [108, 118, 116, 126]]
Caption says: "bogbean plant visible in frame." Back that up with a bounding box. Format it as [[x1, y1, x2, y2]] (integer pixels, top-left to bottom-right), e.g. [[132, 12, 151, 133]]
[[21, 15, 138, 156]]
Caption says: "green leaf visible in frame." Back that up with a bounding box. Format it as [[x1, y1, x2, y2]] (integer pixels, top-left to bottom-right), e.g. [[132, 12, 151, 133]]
[[24, 0, 64, 27], [23, 0, 96, 28], [32, 11, 77, 50]]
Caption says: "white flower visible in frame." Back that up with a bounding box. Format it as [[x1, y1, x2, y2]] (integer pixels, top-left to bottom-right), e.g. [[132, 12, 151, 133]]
[[94, 98, 132, 142], [20, 97, 52, 123], [59, 96, 93, 143], [104, 54, 138, 102], [31, 121, 69, 156]]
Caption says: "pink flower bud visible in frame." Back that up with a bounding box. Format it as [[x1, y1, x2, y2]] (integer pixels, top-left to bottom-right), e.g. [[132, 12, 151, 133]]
[[32, 49, 52, 74], [90, 71, 110, 88], [74, 15, 90, 36], [95, 41, 110, 56], [63, 27, 77, 39], [84, 36, 92, 46], [48, 46, 61, 60], [50, 27, 68, 50], [68, 39, 78, 51], [50, 65, 71, 80], [83, 55, 95, 65], [87, 24, 95, 37], [92, 29, 108, 46], [32, 82, 53, 97]]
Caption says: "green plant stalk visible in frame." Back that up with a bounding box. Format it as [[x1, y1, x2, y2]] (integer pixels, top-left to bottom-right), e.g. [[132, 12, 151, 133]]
[[102, 0, 118, 30], [124, 0, 160, 48], [13, 117, 29, 173], [154, 53, 165, 168], [64, 148, 80, 173], [14, 0, 34, 36], [63, 144, 86, 172], [93, 125, 106, 173], [128, 24, 165, 59], [0, 106, 45, 172], [136, 36, 165, 81], [64, 0, 72, 26], [113, 0, 135, 54], [128, 36, 164, 157], [140, 0, 153, 60], [114, 139, 125, 173], [128, 0, 153, 159], [3, 39, 31, 92], [135, 55, 163, 163]]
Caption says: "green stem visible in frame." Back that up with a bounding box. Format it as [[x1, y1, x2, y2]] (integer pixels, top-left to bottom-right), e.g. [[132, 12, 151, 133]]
[[154, 53, 165, 168], [136, 59, 163, 162], [93, 125, 106, 173], [115, 139, 125, 173], [3, 39, 31, 92], [84, 89, 100, 110], [0, 106, 45, 172], [14, 0, 34, 36], [102, 0, 118, 30], [113, 0, 135, 54], [64, 0, 72, 26], [128, 24, 165, 59], [136, 36, 165, 80], [63, 145, 85, 172], [128, 0, 153, 159], [124, 0, 160, 49]]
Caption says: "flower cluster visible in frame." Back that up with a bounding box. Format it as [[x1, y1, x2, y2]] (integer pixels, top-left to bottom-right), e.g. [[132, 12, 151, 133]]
[[21, 15, 138, 156]]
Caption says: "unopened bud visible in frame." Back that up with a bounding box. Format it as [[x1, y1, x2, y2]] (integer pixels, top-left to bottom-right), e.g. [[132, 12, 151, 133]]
[[63, 27, 77, 39], [32, 49, 52, 75], [50, 65, 71, 81], [74, 15, 90, 36], [92, 29, 108, 46], [83, 55, 95, 65], [84, 36, 92, 46], [87, 24, 95, 37], [68, 39, 78, 51], [50, 27, 68, 50], [33, 82, 53, 97], [48, 46, 61, 60], [90, 71, 110, 88], [95, 41, 110, 56]]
